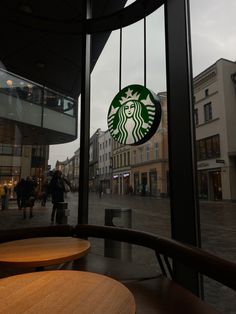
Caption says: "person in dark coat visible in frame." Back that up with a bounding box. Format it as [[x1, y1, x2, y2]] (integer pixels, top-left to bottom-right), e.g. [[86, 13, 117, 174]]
[[1, 185, 9, 210], [41, 180, 49, 207], [48, 170, 70, 223], [14, 179, 25, 210], [21, 177, 37, 219]]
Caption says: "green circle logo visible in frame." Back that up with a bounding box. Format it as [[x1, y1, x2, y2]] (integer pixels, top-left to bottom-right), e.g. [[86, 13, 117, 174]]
[[107, 84, 162, 145]]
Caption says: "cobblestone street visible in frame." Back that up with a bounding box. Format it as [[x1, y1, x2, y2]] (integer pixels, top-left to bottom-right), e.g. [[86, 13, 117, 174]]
[[0, 192, 235, 313]]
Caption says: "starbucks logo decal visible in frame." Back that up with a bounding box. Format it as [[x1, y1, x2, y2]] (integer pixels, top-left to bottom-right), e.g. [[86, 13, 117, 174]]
[[107, 84, 162, 145]]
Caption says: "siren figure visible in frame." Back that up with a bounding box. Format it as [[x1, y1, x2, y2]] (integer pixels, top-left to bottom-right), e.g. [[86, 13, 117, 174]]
[[108, 87, 156, 145]]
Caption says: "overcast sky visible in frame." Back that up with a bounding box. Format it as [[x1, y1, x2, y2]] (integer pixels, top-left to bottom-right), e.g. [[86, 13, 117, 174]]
[[48, 0, 236, 168]]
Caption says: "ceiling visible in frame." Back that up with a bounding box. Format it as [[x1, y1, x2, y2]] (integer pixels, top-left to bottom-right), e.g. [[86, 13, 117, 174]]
[[0, 0, 127, 100]]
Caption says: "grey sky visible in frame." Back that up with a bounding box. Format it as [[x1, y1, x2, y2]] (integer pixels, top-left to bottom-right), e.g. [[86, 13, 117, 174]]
[[49, 1, 236, 167]]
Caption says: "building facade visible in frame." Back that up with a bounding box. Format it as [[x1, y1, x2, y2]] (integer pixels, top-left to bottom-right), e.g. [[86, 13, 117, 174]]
[[89, 129, 102, 192], [130, 92, 169, 196], [0, 144, 49, 197], [98, 130, 112, 193], [194, 58, 236, 201], [112, 141, 131, 195], [73, 148, 80, 191]]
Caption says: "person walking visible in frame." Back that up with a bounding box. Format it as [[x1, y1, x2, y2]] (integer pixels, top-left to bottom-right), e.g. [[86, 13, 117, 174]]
[[1, 185, 9, 210], [14, 179, 25, 210], [98, 183, 103, 199], [41, 180, 49, 207], [48, 170, 70, 224], [21, 177, 37, 219]]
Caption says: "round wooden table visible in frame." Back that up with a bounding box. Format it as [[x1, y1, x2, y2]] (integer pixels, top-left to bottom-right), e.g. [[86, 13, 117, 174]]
[[0, 270, 136, 314], [0, 237, 90, 268]]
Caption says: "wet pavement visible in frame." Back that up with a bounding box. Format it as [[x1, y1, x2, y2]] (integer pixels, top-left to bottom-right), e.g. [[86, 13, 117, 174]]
[[0, 192, 235, 313]]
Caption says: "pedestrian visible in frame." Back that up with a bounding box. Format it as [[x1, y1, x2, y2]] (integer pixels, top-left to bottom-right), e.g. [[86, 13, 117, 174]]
[[98, 183, 103, 199], [128, 185, 133, 195], [1, 185, 9, 210], [21, 177, 37, 219], [14, 179, 25, 210], [41, 180, 49, 207], [48, 170, 70, 224]]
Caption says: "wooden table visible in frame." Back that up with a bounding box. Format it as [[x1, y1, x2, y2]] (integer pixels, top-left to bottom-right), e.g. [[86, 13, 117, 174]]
[[0, 270, 136, 314], [0, 237, 90, 268]]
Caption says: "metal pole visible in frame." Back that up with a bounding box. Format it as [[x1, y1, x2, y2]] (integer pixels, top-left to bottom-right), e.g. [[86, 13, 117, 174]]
[[164, 0, 202, 296], [78, 0, 91, 224], [119, 28, 122, 91], [144, 16, 147, 87]]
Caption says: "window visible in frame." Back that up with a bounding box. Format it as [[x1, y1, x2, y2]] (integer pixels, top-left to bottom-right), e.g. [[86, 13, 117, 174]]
[[154, 143, 158, 160], [124, 153, 126, 166], [205, 89, 209, 97], [127, 151, 130, 165], [194, 109, 199, 126], [133, 150, 136, 164], [196, 135, 220, 160], [146, 144, 150, 160], [0, 144, 22, 156], [140, 148, 143, 162], [120, 154, 122, 167], [109, 139, 111, 146], [204, 102, 212, 122]]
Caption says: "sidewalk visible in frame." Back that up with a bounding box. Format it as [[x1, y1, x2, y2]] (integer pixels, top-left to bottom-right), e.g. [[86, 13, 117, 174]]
[[0, 200, 52, 230]]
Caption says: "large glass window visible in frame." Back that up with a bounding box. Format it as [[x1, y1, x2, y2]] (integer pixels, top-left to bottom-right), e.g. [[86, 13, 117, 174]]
[[191, 1, 235, 311], [1, 2, 235, 313]]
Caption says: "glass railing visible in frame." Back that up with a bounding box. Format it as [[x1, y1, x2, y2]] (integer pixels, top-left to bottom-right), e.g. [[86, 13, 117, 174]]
[[0, 68, 77, 117]]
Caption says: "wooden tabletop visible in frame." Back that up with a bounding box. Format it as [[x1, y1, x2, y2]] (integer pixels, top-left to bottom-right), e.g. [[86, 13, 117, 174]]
[[0, 237, 90, 268], [0, 270, 135, 314]]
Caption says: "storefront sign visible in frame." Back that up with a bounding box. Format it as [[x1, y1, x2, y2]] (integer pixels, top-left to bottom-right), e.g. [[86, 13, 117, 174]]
[[123, 173, 130, 178], [107, 84, 161, 145], [216, 159, 225, 164]]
